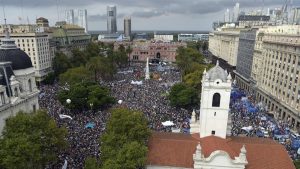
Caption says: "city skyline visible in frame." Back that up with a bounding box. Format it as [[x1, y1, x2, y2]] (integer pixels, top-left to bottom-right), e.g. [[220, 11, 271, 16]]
[[1, 0, 300, 31]]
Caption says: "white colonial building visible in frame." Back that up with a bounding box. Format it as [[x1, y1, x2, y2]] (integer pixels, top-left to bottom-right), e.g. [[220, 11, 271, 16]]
[[0, 28, 39, 133], [147, 62, 294, 169]]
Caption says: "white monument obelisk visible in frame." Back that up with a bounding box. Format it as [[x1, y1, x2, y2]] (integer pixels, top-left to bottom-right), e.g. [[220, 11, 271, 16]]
[[145, 57, 150, 80]]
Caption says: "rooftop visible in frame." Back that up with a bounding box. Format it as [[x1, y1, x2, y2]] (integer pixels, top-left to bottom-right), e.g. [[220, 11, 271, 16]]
[[147, 132, 295, 169]]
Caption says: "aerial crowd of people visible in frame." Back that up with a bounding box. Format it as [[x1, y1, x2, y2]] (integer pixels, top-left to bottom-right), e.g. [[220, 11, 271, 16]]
[[39, 62, 191, 168], [39, 62, 300, 168]]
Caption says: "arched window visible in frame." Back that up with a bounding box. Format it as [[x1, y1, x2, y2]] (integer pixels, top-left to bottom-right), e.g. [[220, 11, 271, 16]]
[[14, 87, 18, 97], [212, 93, 221, 107], [28, 79, 32, 92]]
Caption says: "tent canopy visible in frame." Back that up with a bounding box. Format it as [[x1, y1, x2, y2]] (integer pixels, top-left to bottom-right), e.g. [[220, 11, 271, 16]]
[[162, 121, 175, 126]]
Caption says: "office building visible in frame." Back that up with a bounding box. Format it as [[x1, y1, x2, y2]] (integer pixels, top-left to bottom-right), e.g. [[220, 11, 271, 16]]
[[178, 34, 209, 42], [233, 3, 240, 22], [65, 9, 75, 25], [107, 6, 117, 34], [36, 17, 49, 27], [0, 29, 39, 133], [52, 23, 91, 52], [256, 25, 300, 130], [238, 15, 270, 27], [124, 16, 131, 39], [224, 9, 230, 22], [234, 25, 300, 131], [154, 35, 173, 42], [208, 27, 241, 67], [234, 29, 257, 95], [291, 7, 300, 25], [78, 9, 88, 33], [0, 24, 55, 81]]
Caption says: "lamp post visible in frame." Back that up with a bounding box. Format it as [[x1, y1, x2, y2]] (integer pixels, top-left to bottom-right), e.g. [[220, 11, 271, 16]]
[[66, 99, 71, 104], [89, 103, 93, 111]]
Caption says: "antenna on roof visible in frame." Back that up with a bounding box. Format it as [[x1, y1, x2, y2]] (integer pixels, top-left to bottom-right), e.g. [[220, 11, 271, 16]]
[[1, 0, 6, 26], [56, 0, 60, 21]]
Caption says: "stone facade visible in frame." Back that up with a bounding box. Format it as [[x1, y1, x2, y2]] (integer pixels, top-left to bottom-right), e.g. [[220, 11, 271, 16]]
[[235, 25, 300, 131], [115, 41, 187, 62], [208, 28, 241, 67]]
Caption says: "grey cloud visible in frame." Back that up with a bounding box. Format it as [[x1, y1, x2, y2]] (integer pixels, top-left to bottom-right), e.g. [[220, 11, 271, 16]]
[[3, 0, 300, 16], [131, 10, 167, 18], [89, 13, 126, 21]]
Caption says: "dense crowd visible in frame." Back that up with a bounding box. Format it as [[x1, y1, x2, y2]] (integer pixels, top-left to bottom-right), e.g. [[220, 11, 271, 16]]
[[229, 86, 300, 160], [39, 62, 190, 169], [39, 62, 300, 168]]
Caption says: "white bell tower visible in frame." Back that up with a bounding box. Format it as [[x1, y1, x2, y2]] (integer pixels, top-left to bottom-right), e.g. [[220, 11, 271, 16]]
[[199, 61, 232, 139]]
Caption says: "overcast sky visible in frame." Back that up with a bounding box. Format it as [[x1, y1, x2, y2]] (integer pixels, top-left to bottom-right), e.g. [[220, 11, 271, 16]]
[[1, 0, 299, 31]]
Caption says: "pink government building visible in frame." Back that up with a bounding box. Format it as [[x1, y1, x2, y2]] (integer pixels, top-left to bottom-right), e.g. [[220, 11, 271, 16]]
[[115, 41, 187, 62]]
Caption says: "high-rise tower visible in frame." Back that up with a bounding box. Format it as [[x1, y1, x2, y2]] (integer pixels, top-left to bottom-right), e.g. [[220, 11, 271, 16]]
[[78, 9, 88, 33], [233, 3, 240, 22], [224, 9, 230, 22], [65, 9, 75, 24], [107, 5, 117, 34], [124, 16, 131, 39]]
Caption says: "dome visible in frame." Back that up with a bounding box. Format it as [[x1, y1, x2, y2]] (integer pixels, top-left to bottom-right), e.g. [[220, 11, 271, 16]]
[[207, 61, 228, 82], [0, 49, 33, 70], [0, 28, 33, 70]]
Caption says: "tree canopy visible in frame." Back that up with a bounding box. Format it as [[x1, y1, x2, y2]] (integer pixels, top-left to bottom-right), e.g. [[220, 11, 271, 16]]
[[59, 66, 93, 85], [52, 52, 72, 76], [176, 47, 204, 75], [0, 110, 67, 169], [100, 108, 150, 169], [168, 83, 199, 108], [58, 82, 115, 110]]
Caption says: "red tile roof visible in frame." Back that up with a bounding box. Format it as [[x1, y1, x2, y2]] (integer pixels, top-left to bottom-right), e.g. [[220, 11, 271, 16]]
[[147, 132, 296, 169]]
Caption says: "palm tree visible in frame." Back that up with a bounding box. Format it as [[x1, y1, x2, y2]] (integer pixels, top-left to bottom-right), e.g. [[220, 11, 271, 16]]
[[125, 46, 133, 66]]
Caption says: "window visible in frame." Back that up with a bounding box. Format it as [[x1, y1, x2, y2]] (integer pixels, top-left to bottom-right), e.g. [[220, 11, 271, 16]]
[[212, 93, 221, 107], [14, 87, 18, 97], [214, 112, 216, 116], [211, 131, 215, 135], [0, 92, 5, 104], [28, 79, 32, 92]]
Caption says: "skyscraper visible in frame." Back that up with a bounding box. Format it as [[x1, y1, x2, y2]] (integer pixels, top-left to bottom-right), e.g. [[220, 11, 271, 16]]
[[124, 16, 131, 39], [291, 7, 300, 25], [107, 5, 117, 34], [65, 9, 75, 24], [224, 9, 230, 22], [78, 9, 88, 33], [233, 3, 240, 22]]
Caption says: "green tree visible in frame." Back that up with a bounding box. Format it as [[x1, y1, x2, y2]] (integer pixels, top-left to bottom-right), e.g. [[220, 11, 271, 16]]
[[168, 83, 199, 108], [0, 110, 67, 169], [98, 57, 117, 81], [183, 64, 213, 91], [70, 48, 88, 67], [100, 108, 150, 169], [86, 57, 102, 82], [52, 52, 71, 76], [42, 72, 56, 85], [59, 66, 93, 85], [176, 47, 204, 76], [84, 157, 99, 169], [295, 160, 300, 169], [87, 85, 116, 109], [86, 42, 101, 58], [58, 82, 115, 110]]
